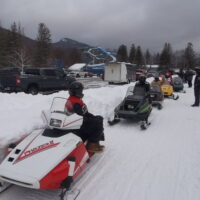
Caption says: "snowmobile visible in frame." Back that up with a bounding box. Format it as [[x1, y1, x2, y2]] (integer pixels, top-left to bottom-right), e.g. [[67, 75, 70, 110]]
[[171, 77, 186, 93], [108, 85, 152, 130], [0, 97, 98, 200], [150, 85, 164, 110], [161, 80, 179, 100]]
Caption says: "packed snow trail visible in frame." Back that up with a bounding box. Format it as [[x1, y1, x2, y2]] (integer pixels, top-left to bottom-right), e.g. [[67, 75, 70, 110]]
[[1, 83, 200, 200]]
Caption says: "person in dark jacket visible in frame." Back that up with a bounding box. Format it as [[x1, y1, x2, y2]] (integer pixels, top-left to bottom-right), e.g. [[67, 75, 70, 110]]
[[185, 68, 195, 87], [135, 75, 150, 92], [191, 67, 200, 107], [178, 68, 185, 81], [134, 75, 151, 103], [65, 81, 104, 153]]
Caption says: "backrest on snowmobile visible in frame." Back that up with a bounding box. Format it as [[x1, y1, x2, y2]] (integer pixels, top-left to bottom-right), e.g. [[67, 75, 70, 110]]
[[150, 85, 162, 93], [133, 85, 146, 96]]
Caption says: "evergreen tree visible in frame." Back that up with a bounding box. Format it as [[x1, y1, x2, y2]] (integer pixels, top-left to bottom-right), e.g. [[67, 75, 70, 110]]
[[135, 46, 144, 67], [159, 42, 173, 70], [116, 44, 128, 62], [5, 22, 22, 66], [184, 42, 195, 68], [0, 27, 7, 67], [64, 48, 82, 67], [34, 23, 51, 67], [129, 44, 136, 63], [145, 49, 151, 65]]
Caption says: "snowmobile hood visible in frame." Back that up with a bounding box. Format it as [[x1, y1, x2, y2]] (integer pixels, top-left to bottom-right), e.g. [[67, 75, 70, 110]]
[[0, 129, 81, 188]]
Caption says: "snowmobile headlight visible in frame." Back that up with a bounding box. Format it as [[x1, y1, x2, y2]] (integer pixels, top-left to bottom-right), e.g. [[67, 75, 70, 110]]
[[127, 104, 134, 109], [50, 118, 62, 127]]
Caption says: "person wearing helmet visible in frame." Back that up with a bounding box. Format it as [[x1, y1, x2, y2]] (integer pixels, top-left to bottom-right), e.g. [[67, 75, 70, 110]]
[[151, 76, 163, 87], [185, 68, 195, 88], [165, 72, 172, 84], [191, 67, 200, 107], [134, 75, 152, 103], [65, 81, 105, 153], [135, 75, 150, 93]]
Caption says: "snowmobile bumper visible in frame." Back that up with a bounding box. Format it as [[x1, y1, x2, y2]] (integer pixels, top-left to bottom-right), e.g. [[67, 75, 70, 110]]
[[0, 168, 40, 189], [116, 110, 150, 121]]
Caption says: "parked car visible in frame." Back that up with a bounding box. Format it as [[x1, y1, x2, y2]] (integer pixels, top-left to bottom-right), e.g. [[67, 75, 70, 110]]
[[0, 67, 75, 95]]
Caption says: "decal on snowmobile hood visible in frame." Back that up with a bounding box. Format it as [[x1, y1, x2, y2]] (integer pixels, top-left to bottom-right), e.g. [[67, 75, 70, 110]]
[[14, 140, 60, 164]]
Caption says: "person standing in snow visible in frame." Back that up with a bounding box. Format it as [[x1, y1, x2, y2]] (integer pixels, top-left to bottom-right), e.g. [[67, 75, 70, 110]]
[[65, 81, 105, 153], [185, 68, 195, 88], [191, 67, 200, 107]]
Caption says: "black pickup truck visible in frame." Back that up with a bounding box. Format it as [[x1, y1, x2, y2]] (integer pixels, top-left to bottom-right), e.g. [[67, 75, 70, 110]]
[[0, 67, 75, 95]]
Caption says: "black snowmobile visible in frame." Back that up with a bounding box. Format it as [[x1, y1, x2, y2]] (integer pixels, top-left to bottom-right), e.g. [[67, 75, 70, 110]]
[[108, 85, 152, 129], [150, 85, 164, 110]]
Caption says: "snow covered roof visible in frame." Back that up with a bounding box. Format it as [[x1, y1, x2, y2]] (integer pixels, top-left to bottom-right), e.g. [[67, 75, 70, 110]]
[[68, 63, 86, 71], [146, 65, 159, 69]]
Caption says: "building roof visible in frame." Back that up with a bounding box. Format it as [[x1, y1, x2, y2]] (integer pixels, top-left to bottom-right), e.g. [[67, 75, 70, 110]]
[[68, 63, 86, 71]]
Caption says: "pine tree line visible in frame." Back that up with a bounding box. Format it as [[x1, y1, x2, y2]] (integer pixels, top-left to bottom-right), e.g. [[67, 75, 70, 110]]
[[116, 42, 198, 70], [0, 22, 52, 69], [0, 21, 199, 70]]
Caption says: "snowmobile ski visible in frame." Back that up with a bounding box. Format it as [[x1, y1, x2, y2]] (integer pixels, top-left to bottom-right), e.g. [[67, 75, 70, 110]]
[[140, 121, 151, 130], [0, 181, 12, 193], [108, 118, 120, 125], [60, 188, 80, 200], [173, 94, 179, 100]]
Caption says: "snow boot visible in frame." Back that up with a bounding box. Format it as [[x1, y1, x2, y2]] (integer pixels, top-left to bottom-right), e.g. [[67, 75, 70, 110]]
[[86, 142, 104, 153]]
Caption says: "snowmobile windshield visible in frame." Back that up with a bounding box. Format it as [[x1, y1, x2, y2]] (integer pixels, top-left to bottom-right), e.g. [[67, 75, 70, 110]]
[[126, 86, 146, 100], [133, 86, 146, 97], [50, 97, 66, 114], [50, 97, 73, 116]]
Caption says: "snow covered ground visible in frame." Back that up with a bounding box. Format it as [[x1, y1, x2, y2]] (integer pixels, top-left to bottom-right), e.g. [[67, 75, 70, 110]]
[[0, 80, 200, 200]]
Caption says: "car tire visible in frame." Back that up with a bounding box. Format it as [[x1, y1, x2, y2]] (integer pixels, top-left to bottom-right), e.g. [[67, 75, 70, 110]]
[[27, 86, 38, 95]]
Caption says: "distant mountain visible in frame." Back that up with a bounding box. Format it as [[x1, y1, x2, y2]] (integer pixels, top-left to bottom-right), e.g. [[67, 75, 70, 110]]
[[0, 27, 90, 50], [52, 38, 90, 50]]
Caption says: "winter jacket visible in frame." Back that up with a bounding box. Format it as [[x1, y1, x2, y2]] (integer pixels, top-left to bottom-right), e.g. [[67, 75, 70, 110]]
[[65, 95, 104, 143], [65, 96, 93, 118], [185, 70, 194, 81], [194, 75, 200, 90], [151, 80, 163, 87], [135, 81, 150, 93]]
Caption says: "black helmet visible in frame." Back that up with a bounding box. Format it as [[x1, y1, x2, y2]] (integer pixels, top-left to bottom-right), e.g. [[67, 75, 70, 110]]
[[68, 81, 84, 98], [154, 76, 160, 82], [139, 75, 146, 84], [165, 73, 170, 78], [194, 67, 200, 75]]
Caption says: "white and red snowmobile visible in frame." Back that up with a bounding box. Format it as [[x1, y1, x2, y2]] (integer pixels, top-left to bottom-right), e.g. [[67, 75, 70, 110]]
[[0, 97, 98, 200]]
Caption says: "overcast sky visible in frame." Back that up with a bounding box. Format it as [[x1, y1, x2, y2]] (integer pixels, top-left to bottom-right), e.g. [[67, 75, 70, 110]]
[[1, 0, 200, 52]]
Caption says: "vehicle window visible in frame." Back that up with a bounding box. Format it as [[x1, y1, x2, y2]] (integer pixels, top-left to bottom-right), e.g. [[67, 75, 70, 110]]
[[43, 70, 56, 76], [55, 70, 65, 78], [24, 68, 40, 75]]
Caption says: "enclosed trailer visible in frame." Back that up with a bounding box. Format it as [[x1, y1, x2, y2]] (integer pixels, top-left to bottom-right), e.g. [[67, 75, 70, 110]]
[[104, 62, 136, 84]]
